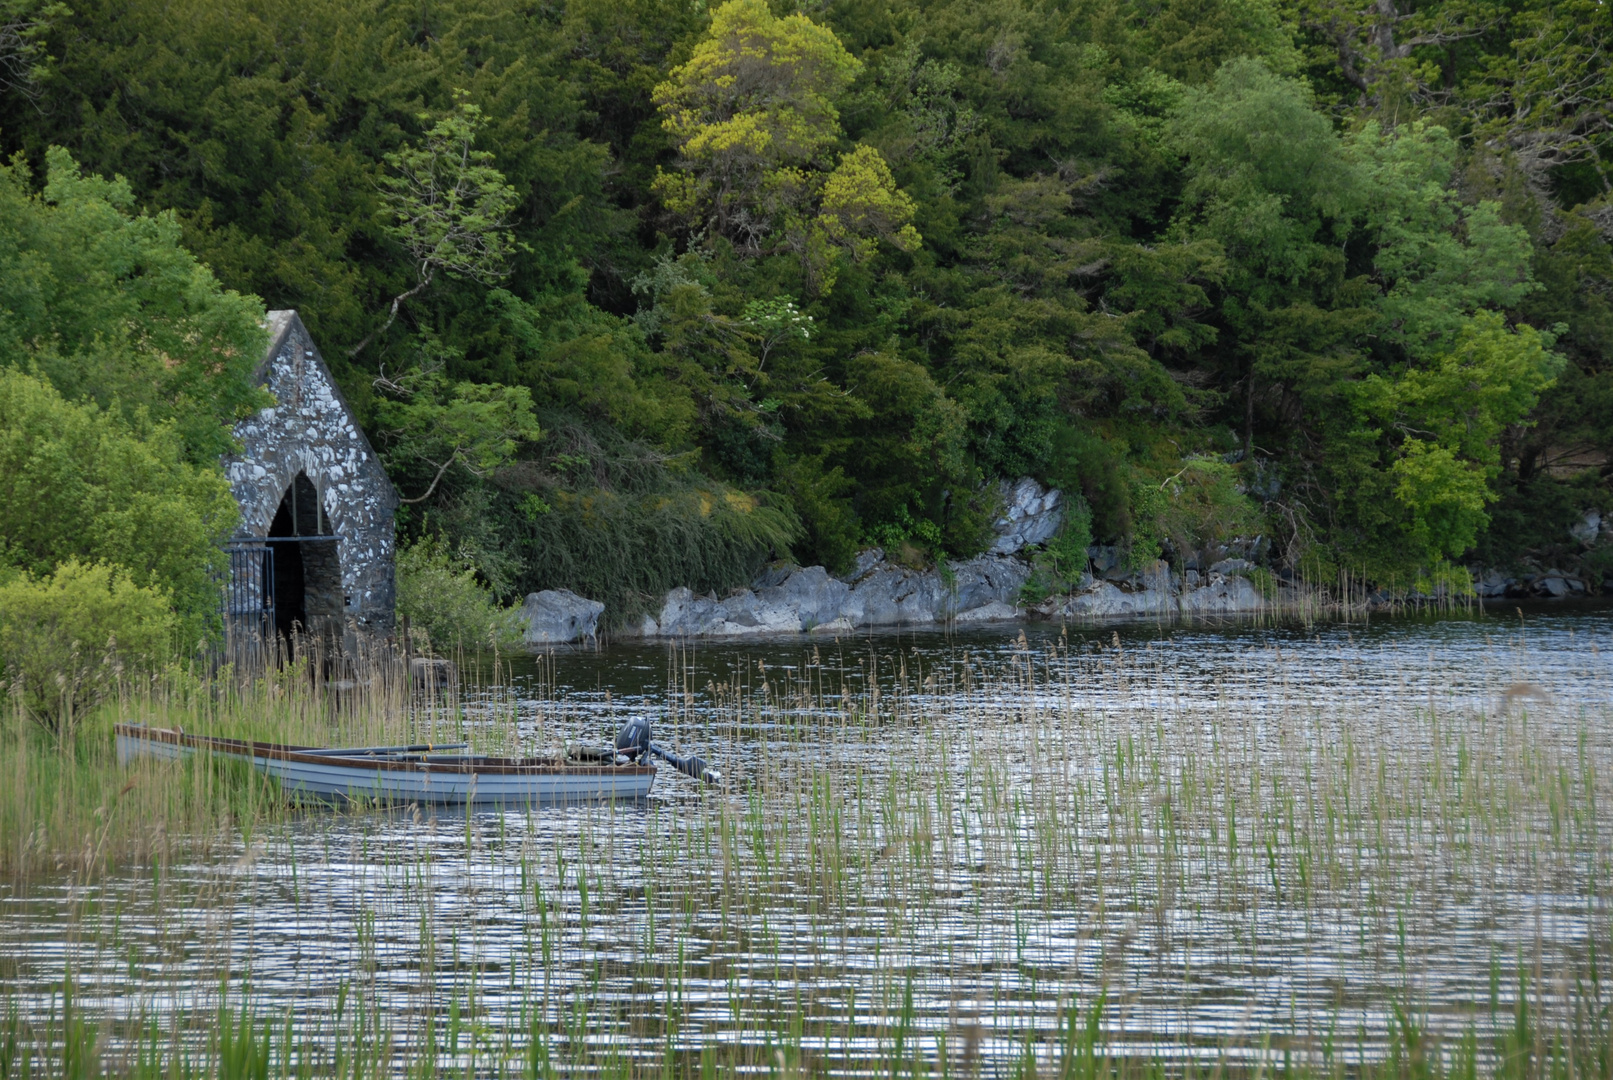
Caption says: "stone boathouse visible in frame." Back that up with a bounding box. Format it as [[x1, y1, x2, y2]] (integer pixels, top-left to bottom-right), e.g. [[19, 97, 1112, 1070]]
[[222, 310, 398, 646]]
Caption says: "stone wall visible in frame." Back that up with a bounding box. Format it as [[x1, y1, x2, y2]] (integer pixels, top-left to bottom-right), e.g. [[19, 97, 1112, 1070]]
[[223, 311, 399, 633]]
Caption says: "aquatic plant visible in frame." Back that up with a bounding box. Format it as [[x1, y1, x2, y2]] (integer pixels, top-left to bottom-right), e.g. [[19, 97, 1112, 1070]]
[[0, 617, 1607, 1077]]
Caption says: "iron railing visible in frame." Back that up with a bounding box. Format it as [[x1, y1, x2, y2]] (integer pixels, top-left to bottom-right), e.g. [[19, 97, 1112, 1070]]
[[222, 541, 275, 667]]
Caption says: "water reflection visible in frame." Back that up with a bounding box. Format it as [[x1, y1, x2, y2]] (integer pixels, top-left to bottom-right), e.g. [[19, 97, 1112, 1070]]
[[3, 603, 1611, 1074]]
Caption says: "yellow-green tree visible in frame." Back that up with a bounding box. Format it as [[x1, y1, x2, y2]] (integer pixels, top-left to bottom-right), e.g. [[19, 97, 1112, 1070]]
[[652, 0, 917, 291]]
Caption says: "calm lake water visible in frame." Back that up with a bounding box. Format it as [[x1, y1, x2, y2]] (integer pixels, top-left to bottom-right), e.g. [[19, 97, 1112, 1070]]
[[4, 602, 1612, 1074]]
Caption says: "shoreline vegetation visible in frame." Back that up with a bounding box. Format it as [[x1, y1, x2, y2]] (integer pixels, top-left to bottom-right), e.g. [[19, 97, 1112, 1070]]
[[527, 550, 1503, 646], [2, 0, 1610, 673], [3, 620, 1610, 1077], [0, 0, 1609, 1071]]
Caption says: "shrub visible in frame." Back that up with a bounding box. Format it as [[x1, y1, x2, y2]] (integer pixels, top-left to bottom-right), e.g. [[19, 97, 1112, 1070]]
[[488, 424, 805, 625], [1019, 495, 1095, 603], [866, 504, 943, 567], [776, 456, 859, 575], [395, 537, 525, 654], [0, 561, 176, 736], [505, 485, 801, 625], [1128, 457, 1263, 569], [0, 368, 238, 642]]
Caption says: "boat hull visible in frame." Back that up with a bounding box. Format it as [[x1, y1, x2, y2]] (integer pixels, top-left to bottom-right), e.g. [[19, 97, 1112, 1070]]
[[114, 726, 656, 807]]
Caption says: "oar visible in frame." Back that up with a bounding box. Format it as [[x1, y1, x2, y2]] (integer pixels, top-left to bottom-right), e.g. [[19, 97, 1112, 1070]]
[[614, 718, 722, 785], [304, 742, 468, 758]]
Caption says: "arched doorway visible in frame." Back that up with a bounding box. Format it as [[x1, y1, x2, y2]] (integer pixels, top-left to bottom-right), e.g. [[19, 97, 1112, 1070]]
[[267, 472, 343, 643]]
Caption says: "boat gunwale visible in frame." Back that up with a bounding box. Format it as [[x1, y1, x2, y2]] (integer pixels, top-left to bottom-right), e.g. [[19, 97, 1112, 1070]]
[[112, 724, 655, 778]]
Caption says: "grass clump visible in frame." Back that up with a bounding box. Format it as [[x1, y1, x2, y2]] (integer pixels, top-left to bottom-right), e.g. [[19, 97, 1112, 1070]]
[[0, 636, 492, 880], [494, 433, 801, 625]]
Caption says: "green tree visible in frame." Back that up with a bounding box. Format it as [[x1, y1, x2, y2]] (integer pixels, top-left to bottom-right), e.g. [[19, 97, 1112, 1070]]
[[653, 0, 862, 249], [0, 0, 64, 100], [0, 147, 268, 462], [808, 144, 921, 291], [0, 368, 238, 641], [350, 96, 522, 358], [653, 0, 918, 292], [373, 359, 543, 506], [1351, 314, 1563, 563]]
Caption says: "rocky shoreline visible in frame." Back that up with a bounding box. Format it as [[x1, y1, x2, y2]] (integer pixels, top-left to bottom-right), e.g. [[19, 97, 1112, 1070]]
[[514, 479, 1612, 645], [518, 549, 1280, 644]]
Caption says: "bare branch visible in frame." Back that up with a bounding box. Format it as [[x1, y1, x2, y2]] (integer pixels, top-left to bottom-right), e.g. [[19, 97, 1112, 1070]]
[[398, 451, 462, 505], [348, 272, 434, 359]]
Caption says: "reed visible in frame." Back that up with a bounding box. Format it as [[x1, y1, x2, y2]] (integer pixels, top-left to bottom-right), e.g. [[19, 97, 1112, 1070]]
[[0, 631, 527, 880], [0, 619, 1607, 1078]]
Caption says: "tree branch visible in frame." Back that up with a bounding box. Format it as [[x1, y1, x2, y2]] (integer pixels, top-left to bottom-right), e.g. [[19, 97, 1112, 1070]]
[[398, 450, 461, 504], [348, 271, 435, 359]]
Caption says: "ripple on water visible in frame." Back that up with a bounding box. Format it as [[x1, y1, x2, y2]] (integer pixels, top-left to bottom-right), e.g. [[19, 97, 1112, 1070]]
[[2, 605, 1610, 1074]]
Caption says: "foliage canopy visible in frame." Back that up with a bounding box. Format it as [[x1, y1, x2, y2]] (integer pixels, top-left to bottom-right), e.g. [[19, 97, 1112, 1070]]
[[0, 0, 1604, 613]]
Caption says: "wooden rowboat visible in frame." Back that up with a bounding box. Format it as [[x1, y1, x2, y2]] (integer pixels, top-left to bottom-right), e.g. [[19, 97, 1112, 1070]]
[[113, 724, 656, 807]]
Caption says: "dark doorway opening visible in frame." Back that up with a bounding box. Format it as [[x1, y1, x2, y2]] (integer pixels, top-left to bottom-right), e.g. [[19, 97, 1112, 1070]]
[[267, 472, 342, 644]]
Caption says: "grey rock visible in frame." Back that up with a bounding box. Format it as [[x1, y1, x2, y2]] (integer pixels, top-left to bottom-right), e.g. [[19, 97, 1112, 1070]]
[[521, 589, 605, 644], [847, 548, 885, 580], [712, 587, 809, 635], [756, 565, 850, 628], [1209, 558, 1253, 576], [656, 587, 729, 636], [954, 600, 1022, 623], [1535, 574, 1570, 598], [615, 614, 659, 637], [1138, 558, 1172, 594], [843, 564, 946, 626], [642, 553, 1033, 637], [945, 555, 1034, 613], [1570, 509, 1601, 547], [1047, 580, 1175, 618], [716, 590, 764, 627], [1088, 545, 1121, 574], [1474, 569, 1512, 598], [1180, 576, 1263, 613], [989, 478, 1064, 555], [1206, 536, 1270, 565], [751, 562, 795, 590], [1245, 459, 1281, 499]]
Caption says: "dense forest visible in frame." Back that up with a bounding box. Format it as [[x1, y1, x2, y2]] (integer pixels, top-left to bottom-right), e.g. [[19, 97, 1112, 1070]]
[[1, 0, 1609, 634]]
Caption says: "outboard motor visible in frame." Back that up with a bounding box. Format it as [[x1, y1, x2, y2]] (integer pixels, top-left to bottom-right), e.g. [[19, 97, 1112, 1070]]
[[651, 744, 722, 785], [614, 714, 722, 785], [615, 716, 652, 761]]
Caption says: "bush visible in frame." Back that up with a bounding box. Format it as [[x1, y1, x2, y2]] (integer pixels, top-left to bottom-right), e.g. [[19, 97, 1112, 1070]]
[[1128, 457, 1264, 569], [0, 368, 238, 642], [0, 561, 176, 736], [395, 537, 526, 654], [504, 485, 801, 626], [1019, 495, 1095, 603]]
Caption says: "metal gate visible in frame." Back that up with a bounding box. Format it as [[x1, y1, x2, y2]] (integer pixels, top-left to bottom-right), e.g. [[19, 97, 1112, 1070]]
[[223, 541, 275, 662]]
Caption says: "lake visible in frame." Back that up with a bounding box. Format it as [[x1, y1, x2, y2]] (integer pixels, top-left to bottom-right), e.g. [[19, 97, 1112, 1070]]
[[3, 601, 1610, 1076]]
